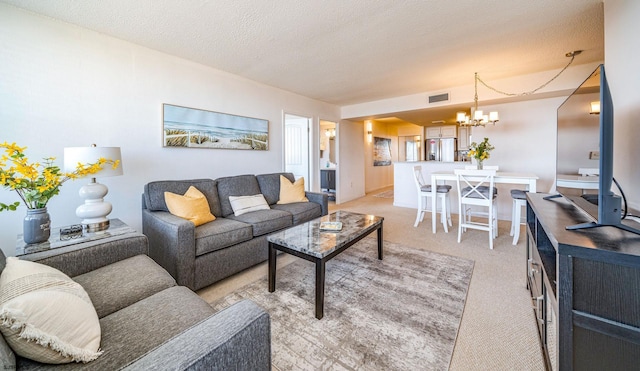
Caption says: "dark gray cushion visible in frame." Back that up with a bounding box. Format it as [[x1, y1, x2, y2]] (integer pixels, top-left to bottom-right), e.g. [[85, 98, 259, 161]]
[[272, 202, 322, 224], [510, 189, 528, 200], [217, 175, 262, 217], [227, 209, 292, 236], [194, 218, 254, 256], [0, 249, 6, 273], [462, 186, 498, 199], [17, 286, 215, 370], [256, 172, 295, 205], [73, 255, 177, 318], [144, 179, 222, 217], [419, 184, 452, 193]]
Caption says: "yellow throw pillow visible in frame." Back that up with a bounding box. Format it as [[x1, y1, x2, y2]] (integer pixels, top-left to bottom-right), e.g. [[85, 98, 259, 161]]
[[164, 186, 216, 226], [277, 175, 309, 204], [0, 258, 102, 364]]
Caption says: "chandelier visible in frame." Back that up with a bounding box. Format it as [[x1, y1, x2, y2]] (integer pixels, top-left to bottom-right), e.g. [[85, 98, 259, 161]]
[[457, 50, 582, 127], [457, 73, 499, 126]]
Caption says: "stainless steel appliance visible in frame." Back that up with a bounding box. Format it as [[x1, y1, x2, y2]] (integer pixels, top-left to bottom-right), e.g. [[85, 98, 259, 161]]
[[425, 138, 456, 162]]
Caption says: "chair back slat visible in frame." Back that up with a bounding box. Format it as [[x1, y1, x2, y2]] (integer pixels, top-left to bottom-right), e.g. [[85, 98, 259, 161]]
[[413, 165, 427, 193], [455, 169, 497, 202]]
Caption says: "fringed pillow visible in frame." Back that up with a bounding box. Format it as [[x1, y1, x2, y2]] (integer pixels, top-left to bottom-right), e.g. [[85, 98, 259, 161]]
[[0, 257, 102, 364]]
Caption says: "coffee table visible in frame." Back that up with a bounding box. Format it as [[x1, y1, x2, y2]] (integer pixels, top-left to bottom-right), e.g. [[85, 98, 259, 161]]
[[267, 210, 384, 319]]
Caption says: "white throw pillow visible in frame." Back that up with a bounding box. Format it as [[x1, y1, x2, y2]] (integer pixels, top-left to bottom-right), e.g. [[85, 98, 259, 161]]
[[0, 257, 102, 364], [229, 194, 270, 216]]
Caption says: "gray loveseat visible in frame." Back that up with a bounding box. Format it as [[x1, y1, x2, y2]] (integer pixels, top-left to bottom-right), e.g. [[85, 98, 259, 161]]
[[0, 233, 270, 370], [142, 172, 328, 291]]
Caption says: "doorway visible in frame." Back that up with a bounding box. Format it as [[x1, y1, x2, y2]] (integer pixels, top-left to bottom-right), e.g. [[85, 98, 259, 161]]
[[320, 120, 338, 201], [283, 113, 311, 190]]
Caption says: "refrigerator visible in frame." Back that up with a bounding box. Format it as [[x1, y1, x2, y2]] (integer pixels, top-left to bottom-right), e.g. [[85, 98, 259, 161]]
[[425, 138, 456, 162]]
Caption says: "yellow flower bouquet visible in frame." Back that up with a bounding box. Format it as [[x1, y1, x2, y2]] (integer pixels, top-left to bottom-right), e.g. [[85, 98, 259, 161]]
[[0, 142, 120, 211], [467, 137, 495, 168]]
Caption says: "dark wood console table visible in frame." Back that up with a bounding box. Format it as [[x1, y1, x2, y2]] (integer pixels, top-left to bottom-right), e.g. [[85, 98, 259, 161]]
[[526, 193, 640, 370]]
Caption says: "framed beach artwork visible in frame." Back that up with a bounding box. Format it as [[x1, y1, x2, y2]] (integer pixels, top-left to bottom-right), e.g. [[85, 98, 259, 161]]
[[373, 137, 392, 166], [163, 104, 269, 150]]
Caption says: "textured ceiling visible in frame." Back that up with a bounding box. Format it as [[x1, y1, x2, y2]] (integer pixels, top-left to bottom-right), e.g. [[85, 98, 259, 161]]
[[2, 0, 604, 107]]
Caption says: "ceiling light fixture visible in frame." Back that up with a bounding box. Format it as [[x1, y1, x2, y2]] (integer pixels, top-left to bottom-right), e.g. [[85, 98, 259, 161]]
[[325, 128, 336, 139], [457, 50, 583, 127]]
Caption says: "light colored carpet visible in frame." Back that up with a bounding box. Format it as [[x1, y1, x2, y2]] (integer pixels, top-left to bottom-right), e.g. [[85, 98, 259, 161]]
[[198, 187, 545, 370], [210, 237, 474, 370]]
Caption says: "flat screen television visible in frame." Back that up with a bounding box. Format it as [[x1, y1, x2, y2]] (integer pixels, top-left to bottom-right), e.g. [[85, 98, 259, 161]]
[[553, 64, 639, 234]]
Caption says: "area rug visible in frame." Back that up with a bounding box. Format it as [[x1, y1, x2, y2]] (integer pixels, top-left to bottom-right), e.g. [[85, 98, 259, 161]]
[[373, 190, 394, 198], [210, 238, 474, 370]]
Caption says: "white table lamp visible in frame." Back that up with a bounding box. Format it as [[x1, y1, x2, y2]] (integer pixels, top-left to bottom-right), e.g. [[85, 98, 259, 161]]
[[64, 145, 123, 231]]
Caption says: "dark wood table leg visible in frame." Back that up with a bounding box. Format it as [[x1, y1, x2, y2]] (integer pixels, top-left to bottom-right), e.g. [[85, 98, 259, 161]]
[[377, 223, 384, 260], [315, 259, 325, 319], [268, 242, 277, 292]]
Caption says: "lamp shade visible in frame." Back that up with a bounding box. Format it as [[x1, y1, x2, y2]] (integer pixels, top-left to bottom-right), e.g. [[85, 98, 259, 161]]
[[64, 146, 123, 177]]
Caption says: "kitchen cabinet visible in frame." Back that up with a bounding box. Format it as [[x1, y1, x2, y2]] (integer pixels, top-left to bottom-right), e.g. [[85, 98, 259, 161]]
[[320, 169, 335, 192], [526, 193, 640, 370], [426, 126, 457, 139]]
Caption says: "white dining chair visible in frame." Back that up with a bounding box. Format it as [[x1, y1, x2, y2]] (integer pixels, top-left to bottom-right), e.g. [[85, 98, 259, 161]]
[[413, 165, 452, 232], [455, 169, 498, 249]]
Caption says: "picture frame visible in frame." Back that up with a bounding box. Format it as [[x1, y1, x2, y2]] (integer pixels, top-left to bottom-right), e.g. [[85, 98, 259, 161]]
[[373, 137, 392, 166], [163, 103, 269, 150]]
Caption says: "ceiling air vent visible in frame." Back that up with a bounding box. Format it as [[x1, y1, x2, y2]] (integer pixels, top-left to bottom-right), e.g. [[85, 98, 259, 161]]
[[428, 92, 449, 104]]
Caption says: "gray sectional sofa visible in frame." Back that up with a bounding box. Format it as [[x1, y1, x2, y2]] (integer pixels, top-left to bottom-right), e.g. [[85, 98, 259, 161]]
[[0, 233, 270, 370], [142, 172, 328, 291]]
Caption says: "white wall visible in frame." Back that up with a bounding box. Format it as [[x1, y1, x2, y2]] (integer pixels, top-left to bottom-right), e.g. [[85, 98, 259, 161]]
[[470, 97, 567, 196], [0, 5, 339, 257], [605, 0, 640, 211], [336, 120, 365, 203]]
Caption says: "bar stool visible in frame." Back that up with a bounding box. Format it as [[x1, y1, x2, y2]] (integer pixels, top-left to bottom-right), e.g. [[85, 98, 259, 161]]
[[510, 189, 528, 245], [413, 166, 452, 232]]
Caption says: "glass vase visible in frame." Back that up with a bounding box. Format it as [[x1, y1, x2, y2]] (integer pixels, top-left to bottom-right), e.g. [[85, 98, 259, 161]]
[[23, 207, 51, 244], [477, 160, 483, 170]]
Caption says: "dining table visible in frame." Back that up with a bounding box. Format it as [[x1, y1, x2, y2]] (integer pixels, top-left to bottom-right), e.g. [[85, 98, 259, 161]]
[[430, 170, 539, 233]]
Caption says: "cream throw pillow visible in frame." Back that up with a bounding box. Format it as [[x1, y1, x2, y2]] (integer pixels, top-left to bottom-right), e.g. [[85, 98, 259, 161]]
[[277, 175, 309, 204], [229, 194, 270, 216], [164, 186, 216, 226], [0, 257, 102, 364]]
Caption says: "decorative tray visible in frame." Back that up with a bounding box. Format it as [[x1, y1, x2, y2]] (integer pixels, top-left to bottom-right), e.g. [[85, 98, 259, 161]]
[[320, 222, 343, 232]]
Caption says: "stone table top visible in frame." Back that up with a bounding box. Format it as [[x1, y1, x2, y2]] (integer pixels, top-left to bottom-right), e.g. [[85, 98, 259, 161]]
[[267, 210, 383, 258]]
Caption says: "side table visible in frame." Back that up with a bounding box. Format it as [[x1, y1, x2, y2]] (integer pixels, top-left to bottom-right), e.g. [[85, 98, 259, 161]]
[[16, 218, 137, 260]]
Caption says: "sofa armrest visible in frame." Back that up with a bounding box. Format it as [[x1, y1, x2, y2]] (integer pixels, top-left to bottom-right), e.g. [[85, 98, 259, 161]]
[[306, 191, 329, 216], [122, 299, 271, 371], [20, 233, 149, 278], [142, 209, 197, 290]]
